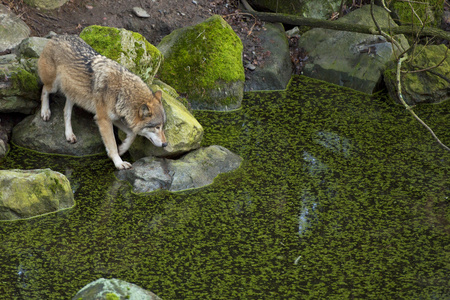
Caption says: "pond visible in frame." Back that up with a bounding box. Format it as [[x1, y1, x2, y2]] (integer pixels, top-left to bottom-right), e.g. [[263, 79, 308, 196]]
[[0, 76, 449, 299]]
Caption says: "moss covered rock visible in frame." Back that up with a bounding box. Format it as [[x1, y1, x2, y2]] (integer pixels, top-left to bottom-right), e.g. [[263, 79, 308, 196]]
[[391, 0, 444, 28], [80, 25, 163, 84], [384, 44, 450, 105], [157, 15, 245, 111], [0, 169, 74, 220]]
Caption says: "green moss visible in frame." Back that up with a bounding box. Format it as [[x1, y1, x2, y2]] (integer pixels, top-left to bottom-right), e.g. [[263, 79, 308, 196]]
[[105, 293, 120, 300], [158, 15, 244, 109], [392, 0, 444, 27], [10, 68, 39, 93], [80, 26, 163, 83], [0, 76, 449, 299]]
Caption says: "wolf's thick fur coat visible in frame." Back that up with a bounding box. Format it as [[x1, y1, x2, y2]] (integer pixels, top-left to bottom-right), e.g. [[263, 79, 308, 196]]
[[38, 35, 167, 169]]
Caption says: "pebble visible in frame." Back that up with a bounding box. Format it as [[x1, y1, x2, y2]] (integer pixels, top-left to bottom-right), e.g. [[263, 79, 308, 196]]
[[245, 63, 256, 71], [132, 7, 150, 18]]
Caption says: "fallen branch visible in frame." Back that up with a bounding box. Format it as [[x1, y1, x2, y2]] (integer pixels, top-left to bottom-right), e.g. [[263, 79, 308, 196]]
[[244, 11, 450, 41]]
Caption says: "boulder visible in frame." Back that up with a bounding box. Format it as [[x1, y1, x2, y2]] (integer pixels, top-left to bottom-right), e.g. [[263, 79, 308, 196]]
[[298, 5, 409, 94], [0, 169, 74, 220], [244, 23, 292, 91], [16, 37, 50, 59], [0, 54, 40, 114], [11, 96, 105, 156], [123, 81, 203, 159], [23, 0, 69, 10], [384, 44, 450, 105], [157, 15, 245, 111], [116, 145, 243, 193], [246, 0, 342, 19], [80, 26, 163, 84], [0, 5, 30, 52], [72, 278, 162, 300]]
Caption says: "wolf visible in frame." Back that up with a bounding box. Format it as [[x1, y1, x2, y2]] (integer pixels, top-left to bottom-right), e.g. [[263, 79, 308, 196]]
[[37, 35, 167, 169]]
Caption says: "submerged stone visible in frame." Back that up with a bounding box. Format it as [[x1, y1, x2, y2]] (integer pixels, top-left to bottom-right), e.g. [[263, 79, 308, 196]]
[[72, 278, 162, 300], [116, 145, 243, 192], [0, 168, 74, 220]]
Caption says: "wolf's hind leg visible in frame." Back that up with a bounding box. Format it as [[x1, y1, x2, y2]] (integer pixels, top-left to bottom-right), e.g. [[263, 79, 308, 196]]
[[64, 98, 77, 143], [40, 85, 52, 121]]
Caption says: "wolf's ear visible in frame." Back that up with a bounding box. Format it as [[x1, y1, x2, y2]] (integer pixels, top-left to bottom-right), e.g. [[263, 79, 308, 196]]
[[154, 90, 162, 103], [139, 104, 152, 119]]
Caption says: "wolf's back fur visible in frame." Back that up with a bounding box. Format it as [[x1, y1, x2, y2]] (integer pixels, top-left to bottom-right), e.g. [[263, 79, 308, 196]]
[[38, 35, 167, 169]]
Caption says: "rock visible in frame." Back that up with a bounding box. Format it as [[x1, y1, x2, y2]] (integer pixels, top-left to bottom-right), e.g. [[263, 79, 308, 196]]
[[0, 5, 30, 52], [246, 0, 341, 19], [123, 81, 203, 159], [157, 15, 245, 111], [384, 44, 450, 105], [116, 145, 243, 193], [244, 23, 292, 91], [11, 96, 105, 156], [0, 139, 7, 158], [80, 26, 163, 84], [0, 169, 74, 220], [132, 7, 150, 18], [72, 278, 162, 300], [16, 37, 50, 59], [23, 0, 69, 10], [298, 5, 409, 94], [0, 53, 40, 114]]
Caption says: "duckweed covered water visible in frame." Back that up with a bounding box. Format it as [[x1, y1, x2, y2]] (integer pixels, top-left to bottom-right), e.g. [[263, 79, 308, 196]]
[[0, 76, 449, 299]]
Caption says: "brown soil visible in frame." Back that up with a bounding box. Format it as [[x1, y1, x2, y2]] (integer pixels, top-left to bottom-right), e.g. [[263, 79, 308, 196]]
[[2, 0, 281, 74]]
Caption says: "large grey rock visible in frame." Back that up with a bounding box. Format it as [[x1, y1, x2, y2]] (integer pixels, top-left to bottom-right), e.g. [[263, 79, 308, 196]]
[[72, 278, 162, 300], [244, 23, 292, 91], [0, 169, 74, 220], [23, 0, 69, 10], [116, 145, 243, 193], [298, 5, 409, 94], [11, 97, 105, 156], [157, 15, 245, 111], [247, 0, 341, 19], [384, 44, 450, 105], [0, 5, 30, 52]]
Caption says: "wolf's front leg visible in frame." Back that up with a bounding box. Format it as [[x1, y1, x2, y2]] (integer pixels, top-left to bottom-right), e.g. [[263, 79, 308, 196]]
[[64, 99, 77, 143], [97, 115, 132, 170], [113, 120, 136, 156], [40, 85, 52, 121]]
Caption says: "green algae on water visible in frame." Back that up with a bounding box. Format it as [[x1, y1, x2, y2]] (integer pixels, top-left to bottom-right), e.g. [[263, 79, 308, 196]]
[[0, 76, 449, 299]]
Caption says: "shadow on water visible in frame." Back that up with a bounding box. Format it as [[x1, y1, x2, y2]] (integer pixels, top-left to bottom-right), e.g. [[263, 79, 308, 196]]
[[0, 76, 449, 299]]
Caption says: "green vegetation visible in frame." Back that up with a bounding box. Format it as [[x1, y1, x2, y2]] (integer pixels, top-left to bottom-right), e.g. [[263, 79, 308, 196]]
[[391, 0, 445, 28], [10, 68, 39, 93], [0, 76, 448, 299]]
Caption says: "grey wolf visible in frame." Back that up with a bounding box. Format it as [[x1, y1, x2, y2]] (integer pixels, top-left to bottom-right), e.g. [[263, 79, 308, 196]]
[[37, 35, 167, 169]]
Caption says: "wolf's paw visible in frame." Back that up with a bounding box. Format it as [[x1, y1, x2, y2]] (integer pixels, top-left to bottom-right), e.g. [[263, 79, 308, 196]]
[[66, 133, 77, 144], [41, 109, 51, 121], [116, 161, 132, 170]]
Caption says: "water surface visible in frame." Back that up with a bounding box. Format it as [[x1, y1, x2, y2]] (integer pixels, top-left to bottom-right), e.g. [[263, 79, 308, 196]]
[[0, 76, 449, 299]]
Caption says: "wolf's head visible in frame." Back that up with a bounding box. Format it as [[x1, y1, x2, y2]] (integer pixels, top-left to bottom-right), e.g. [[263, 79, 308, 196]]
[[136, 90, 168, 147]]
